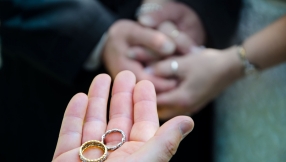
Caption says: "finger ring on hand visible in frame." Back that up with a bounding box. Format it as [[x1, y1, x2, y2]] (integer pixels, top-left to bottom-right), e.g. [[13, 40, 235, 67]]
[[102, 129, 126, 151], [79, 140, 108, 162], [171, 60, 179, 74], [170, 29, 180, 39], [79, 129, 126, 162], [136, 3, 162, 17]]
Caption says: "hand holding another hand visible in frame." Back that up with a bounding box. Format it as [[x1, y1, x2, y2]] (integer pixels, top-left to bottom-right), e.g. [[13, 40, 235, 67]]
[[147, 47, 243, 120], [102, 20, 177, 93], [138, 1, 206, 53]]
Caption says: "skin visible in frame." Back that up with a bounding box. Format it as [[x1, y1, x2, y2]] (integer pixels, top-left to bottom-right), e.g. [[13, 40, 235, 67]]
[[149, 48, 242, 119], [52, 71, 194, 162], [126, 1, 207, 101], [102, 20, 177, 93], [103, 2, 206, 95], [148, 15, 286, 120], [138, 1, 206, 53]]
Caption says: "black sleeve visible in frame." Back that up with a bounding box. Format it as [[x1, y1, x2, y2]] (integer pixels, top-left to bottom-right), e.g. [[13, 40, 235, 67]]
[[0, 0, 116, 84], [178, 0, 242, 48]]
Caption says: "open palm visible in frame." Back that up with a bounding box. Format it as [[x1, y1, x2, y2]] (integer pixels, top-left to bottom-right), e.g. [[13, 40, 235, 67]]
[[52, 71, 194, 162]]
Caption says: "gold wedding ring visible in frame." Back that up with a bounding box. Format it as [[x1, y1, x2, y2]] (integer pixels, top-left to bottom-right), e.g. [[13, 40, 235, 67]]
[[79, 140, 108, 162], [79, 129, 126, 162]]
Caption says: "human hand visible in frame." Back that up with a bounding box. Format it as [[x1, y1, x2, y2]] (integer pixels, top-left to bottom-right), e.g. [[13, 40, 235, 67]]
[[102, 20, 178, 93], [52, 71, 194, 162], [146, 47, 243, 120], [127, 21, 197, 63], [138, 1, 206, 54]]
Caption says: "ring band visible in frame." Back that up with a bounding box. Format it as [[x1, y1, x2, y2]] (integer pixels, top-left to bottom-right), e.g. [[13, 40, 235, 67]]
[[79, 140, 107, 162], [136, 3, 162, 17], [101, 129, 126, 151], [171, 60, 179, 73]]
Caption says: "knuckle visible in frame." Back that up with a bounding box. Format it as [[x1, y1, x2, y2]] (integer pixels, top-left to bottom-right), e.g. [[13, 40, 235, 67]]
[[163, 138, 179, 158], [109, 20, 131, 36], [109, 25, 119, 38]]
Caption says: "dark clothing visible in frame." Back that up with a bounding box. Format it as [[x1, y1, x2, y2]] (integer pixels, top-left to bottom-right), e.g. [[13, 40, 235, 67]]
[[0, 0, 141, 161], [180, 0, 242, 48], [0, 0, 241, 161]]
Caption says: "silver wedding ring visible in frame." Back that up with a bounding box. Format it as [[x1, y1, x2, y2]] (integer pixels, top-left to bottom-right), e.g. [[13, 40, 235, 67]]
[[136, 3, 162, 17], [101, 129, 126, 151], [171, 60, 179, 74]]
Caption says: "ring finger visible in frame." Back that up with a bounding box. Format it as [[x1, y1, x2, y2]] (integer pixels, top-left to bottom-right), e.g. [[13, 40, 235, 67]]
[[158, 21, 196, 54]]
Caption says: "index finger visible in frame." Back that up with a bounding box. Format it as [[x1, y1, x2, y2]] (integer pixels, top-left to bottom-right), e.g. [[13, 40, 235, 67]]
[[53, 93, 88, 160], [128, 24, 176, 56], [119, 58, 177, 92]]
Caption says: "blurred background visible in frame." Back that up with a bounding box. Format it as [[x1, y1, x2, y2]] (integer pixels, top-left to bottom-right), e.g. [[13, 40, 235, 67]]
[[0, 22, 2, 68]]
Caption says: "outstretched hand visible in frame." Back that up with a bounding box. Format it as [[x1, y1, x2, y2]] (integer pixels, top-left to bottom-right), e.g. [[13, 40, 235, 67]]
[[52, 71, 194, 162]]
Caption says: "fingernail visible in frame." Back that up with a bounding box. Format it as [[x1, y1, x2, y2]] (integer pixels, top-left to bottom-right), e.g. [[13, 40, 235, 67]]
[[144, 66, 153, 74], [179, 120, 194, 139], [127, 50, 136, 59], [161, 40, 175, 54], [139, 15, 155, 27]]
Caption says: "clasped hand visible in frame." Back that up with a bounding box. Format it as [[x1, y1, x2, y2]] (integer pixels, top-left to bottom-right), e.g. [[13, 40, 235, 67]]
[[102, 1, 236, 120]]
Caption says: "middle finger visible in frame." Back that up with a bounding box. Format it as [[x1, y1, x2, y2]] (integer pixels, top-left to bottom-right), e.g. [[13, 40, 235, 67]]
[[105, 71, 136, 145]]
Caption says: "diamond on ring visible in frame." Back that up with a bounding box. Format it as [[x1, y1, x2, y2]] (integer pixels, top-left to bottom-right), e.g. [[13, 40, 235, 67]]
[[171, 60, 179, 73]]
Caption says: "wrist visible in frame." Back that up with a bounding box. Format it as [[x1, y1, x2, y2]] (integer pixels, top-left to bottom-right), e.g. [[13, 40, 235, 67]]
[[221, 46, 245, 82]]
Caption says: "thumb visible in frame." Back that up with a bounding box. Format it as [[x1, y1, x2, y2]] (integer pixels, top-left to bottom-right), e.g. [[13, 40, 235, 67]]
[[130, 116, 194, 162]]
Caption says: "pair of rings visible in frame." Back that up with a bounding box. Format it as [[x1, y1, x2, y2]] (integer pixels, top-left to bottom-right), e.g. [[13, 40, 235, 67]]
[[79, 129, 126, 162]]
